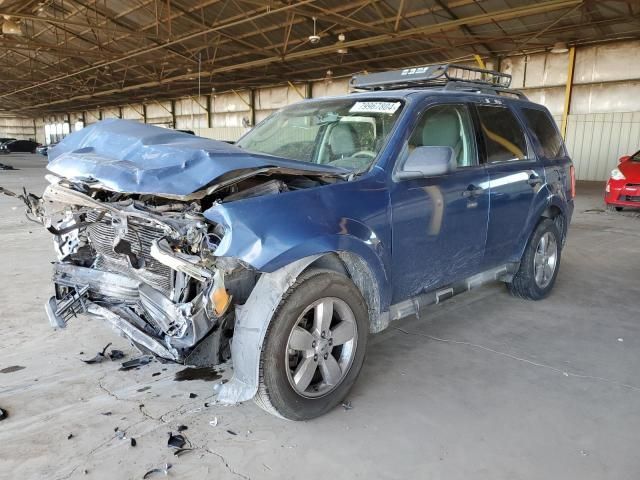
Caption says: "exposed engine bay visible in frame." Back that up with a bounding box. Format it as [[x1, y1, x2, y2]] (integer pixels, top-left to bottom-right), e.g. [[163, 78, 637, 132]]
[[8, 170, 331, 367]]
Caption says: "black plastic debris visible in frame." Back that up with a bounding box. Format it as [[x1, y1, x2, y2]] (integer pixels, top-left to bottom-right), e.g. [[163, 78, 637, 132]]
[[177, 425, 188, 432], [1, 365, 26, 373], [100, 411, 112, 416], [137, 386, 151, 392], [167, 432, 186, 449], [226, 430, 237, 436], [174, 448, 194, 457], [109, 349, 125, 361], [130, 438, 137, 447], [204, 402, 211, 408], [143, 464, 172, 479], [120, 356, 153, 371], [151, 372, 161, 377], [189, 393, 197, 399], [81, 343, 112, 364], [67, 433, 74, 440], [0, 408, 7, 421], [341, 401, 353, 411]]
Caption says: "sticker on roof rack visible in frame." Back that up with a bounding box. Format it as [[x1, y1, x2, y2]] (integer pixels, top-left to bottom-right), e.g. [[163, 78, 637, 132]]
[[349, 101, 401, 114]]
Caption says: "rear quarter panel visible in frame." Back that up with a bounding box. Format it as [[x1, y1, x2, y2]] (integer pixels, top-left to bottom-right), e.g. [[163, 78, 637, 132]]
[[514, 103, 574, 246]]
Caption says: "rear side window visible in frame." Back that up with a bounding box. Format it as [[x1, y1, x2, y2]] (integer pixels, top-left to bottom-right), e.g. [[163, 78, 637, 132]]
[[521, 107, 565, 160], [476, 105, 528, 163]]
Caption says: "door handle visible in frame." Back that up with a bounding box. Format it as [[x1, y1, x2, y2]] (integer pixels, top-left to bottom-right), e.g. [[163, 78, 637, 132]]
[[462, 185, 484, 198], [527, 175, 543, 187]]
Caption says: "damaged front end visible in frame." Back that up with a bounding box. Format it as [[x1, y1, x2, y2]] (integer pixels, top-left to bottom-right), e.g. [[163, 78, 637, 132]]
[[34, 176, 256, 366]]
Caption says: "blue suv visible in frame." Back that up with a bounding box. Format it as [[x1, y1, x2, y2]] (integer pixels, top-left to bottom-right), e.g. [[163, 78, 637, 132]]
[[10, 64, 574, 420]]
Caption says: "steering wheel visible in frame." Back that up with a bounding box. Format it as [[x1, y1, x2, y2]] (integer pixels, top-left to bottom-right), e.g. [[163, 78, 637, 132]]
[[351, 150, 376, 159]]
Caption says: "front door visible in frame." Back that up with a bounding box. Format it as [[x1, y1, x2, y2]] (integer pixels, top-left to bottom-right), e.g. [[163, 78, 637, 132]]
[[389, 103, 489, 304]]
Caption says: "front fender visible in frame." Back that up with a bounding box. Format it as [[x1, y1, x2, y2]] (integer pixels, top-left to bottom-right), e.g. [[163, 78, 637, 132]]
[[215, 255, 321, 404]]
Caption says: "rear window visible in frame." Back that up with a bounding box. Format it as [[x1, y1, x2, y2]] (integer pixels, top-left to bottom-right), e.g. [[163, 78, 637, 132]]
[[476, 105, 528, 163], [521, 107, 565, 160]]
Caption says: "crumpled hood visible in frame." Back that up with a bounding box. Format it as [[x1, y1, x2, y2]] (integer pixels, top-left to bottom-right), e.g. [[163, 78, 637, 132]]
[[47, 119, 346, 198]]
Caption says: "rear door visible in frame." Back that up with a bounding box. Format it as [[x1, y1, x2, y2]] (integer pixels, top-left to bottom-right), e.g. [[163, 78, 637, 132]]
[[390, 102, 489, 302], [473, 102, 545, 268], [519, 106, 574, 215]]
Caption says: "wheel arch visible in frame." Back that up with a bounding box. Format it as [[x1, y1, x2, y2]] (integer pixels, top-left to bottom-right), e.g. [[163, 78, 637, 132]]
[[306, 251, 386, 333], [540, 202, 568, 245]]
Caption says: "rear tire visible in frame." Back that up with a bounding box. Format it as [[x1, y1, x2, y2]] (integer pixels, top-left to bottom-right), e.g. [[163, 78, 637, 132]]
[[507, 219, 562, 300], [255, 269, 368, 420]]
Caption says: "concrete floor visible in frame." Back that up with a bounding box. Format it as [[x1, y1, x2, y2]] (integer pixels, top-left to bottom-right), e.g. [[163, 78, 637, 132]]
[[0, 153, 639, 480]]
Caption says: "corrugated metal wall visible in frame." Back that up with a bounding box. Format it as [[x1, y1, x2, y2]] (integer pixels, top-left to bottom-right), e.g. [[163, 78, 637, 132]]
[[505, 40, 640, 180], [565, 112, 640, 181], [0, 117, 35, 140]]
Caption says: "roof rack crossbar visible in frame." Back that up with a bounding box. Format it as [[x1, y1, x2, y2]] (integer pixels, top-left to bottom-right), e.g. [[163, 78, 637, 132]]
[[350, 63, 524, 98], [442, 81, 528, 100]]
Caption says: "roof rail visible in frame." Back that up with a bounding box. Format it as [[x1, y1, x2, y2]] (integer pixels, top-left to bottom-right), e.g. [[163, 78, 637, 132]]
[[350, 63, 526, 99]]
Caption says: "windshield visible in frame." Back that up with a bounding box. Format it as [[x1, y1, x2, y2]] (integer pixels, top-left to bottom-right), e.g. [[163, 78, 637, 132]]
[[236, 98, 404, 172]]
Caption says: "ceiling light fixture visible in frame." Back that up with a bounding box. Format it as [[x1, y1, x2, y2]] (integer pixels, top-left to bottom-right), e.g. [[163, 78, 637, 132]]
[[1, 16, 22, 35], [550, 42, 569, 54]]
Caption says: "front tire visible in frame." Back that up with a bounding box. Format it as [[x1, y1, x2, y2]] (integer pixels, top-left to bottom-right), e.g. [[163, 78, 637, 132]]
[[255, 269, 368, 420], [507, 218, 562, 300]]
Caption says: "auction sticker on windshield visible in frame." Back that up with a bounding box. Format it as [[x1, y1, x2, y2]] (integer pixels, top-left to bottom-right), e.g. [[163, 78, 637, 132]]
[[349, 101, 401, 114]]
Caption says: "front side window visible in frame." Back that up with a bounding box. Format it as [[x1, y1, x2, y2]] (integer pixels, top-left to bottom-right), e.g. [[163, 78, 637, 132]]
[[407, 104, 477, 167], [521, 107, 565, 160], [476, 105, 528, 163], [236, 99, 404, 173]]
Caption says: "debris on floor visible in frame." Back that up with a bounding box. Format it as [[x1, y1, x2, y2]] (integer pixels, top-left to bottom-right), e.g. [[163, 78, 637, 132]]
[[173, 366, 222, 382], [0, 163, 15, 170], [173, 448, 194, 457], [1, 365, 26, 373], [81, 343, 126, 364], [188, 393, 197, 398], [151, 372, 161, 377], [177, 425, 188, 432], [167, 432, 186, 449], [226, 429, 237, 436], [143, 463, 172, 479], [67, 433, 74, 440], [342, 401, 353, 411], [119, 355, 153, 371], [109, 349, 125, 360], [130, 438, 137, 447], [209, 417, 218, 427], [0, 408, 7, 421]]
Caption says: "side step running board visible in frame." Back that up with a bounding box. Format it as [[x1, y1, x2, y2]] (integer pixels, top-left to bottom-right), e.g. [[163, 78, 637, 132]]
[[388, 263, 517, 322]]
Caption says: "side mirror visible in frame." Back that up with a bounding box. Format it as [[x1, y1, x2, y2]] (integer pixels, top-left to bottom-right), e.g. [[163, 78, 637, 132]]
[[396, 146, 456, 180], [619, 155, 631, 163]]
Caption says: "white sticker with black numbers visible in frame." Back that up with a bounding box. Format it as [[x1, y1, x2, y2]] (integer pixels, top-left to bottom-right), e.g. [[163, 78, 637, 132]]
[[349, 101, 401, 114]]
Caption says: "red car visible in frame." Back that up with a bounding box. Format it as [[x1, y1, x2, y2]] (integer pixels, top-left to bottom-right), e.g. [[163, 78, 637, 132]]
[[605, 150, 640, 211]]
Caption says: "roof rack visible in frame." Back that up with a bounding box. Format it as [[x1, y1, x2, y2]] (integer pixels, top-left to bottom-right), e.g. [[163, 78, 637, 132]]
[[350, 63, 526, 99]]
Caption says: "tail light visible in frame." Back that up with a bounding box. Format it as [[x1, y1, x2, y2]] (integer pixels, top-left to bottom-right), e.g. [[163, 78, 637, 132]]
[[569, 165, 576, 198]]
